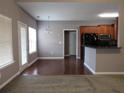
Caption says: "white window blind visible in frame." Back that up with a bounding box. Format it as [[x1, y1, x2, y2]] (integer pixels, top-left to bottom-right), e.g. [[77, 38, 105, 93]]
[[29, 27, 37, 54], [0, 14, 14, 68]]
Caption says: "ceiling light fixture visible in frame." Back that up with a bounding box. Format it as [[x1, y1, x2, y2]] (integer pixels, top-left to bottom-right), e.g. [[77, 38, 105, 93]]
[[98, 13, 119, 18], [46, 16, 50, 32]]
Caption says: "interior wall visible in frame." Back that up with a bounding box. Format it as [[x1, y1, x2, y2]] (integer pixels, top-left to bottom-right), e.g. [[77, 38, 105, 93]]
[[38, 20, 115, 58], [96, 49, 124, 72], [0, 0, 37, 86], [69, 32, 76, 55]]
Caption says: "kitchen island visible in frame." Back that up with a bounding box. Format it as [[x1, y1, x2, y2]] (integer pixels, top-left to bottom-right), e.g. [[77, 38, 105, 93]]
[[84, 46, 122, 74]]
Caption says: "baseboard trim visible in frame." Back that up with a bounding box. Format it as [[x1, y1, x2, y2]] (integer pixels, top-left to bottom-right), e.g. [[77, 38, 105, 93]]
[[38, 57, 64, 60], [84, 62, 124, 75], [0, 71, 20, 90], [84, 63, 95, 74], [28, 58, 39, 67], [19, 57, 39, 74], [0, 58, 38, 90], [95, 72, 124, 75], [38, 57, 80, 60]]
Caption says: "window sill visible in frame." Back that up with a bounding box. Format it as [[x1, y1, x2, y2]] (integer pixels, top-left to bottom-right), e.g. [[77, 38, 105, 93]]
[[0, 61, 15, 70], [29, 51, 37, 55]]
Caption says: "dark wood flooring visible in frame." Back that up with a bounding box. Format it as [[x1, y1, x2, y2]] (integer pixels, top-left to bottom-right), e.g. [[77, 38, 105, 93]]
[[22, 56, 92, 76]]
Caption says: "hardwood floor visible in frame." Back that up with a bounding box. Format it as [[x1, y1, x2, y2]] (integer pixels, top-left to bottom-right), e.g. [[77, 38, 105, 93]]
[[22, 56, 92, 76]]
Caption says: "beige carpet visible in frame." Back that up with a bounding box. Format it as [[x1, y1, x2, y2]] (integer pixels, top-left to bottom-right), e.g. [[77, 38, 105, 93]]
[[0, 75, 124, 93]]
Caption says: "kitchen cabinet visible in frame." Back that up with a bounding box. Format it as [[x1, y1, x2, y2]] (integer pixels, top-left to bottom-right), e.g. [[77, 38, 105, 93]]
[[80, 23, 118, 60], [97, 24, 115, 39], [80, 24, 116, 39]]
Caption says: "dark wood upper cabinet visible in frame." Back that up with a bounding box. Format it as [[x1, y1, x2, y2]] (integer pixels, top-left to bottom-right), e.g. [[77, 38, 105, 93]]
[[80, 24, 117, 40], [97, 24, 115, 39]]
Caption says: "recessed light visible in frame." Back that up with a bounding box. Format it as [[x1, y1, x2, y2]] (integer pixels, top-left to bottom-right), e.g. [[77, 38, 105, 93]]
[[98, 13, 119, 18]]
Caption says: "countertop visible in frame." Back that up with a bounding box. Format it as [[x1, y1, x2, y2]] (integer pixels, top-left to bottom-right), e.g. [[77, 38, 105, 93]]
[[82, 45, 121, 49]]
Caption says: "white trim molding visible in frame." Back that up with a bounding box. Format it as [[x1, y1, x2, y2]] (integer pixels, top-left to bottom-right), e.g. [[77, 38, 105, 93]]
[[84, 63, 124, 75], [84, 63, 95, 74], [0, 71, 20, 90], [95, 72, 124, 75], [28, 58, 39, 67], [38, 57, 64, 60], [63, 29, 79, 59], [0, 58, 38, 90], [17, 21, 28, 71], [19, 57, 39, 74]]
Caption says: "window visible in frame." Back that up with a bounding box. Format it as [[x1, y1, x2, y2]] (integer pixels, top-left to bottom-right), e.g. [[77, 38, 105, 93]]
[[28, 27, 37, 54], [18, 21, 28, 66], [0, 14, 14, 68]]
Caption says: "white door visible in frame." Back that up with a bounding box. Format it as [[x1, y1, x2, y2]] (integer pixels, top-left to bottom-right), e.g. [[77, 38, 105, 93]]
[[18, 21, 28, 71]]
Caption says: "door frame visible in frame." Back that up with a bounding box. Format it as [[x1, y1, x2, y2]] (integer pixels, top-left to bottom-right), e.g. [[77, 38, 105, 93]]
[[63, 29, 78, 59], [17, 21, 28, 72]]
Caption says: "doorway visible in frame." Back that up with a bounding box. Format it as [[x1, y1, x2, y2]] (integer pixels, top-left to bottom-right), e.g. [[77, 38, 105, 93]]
[[18, 21, 28, 71], [63, 29, 78, 59]]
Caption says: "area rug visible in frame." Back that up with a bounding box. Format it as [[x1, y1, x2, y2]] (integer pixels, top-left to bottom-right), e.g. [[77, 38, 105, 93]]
[[0, 75, 124, 93]]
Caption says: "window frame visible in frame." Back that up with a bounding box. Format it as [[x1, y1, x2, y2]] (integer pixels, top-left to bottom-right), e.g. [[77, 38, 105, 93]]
[[0, 14, 14, 69], [28, 27, 37, 54]]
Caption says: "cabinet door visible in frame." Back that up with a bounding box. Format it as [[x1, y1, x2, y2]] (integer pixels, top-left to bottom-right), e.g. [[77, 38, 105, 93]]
[[80, 26, 97, 34], [97, 25, 103, 34], [97, 25, 108, 34], [108, 24, 115, 39], [97, 24, 115, 39]]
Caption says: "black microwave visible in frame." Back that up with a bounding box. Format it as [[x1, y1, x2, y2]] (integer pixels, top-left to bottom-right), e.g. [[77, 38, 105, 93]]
[[98, 34, 111, 41], [83, 33, 98, 45]]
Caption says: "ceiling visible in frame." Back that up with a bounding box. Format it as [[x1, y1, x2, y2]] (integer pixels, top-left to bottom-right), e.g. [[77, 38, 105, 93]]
[[18, 2, 119, 21]]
